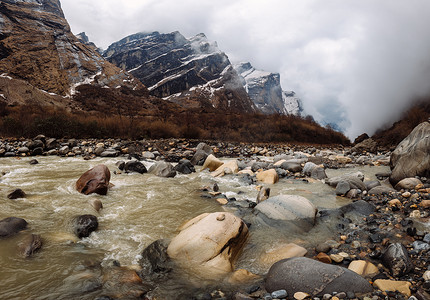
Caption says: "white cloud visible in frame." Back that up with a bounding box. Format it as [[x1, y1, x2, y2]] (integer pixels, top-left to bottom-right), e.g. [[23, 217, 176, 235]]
[[61, 0, 430, 139]]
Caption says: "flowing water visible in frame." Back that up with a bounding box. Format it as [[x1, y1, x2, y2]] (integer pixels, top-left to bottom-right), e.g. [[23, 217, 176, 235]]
[[0, 156, 390, 299]]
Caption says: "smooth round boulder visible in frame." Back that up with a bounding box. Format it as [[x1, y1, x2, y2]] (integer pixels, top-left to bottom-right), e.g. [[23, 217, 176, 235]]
[[76, 164, 111, 195], [255, 195, 317, 224], [73, 215, 98, 238], [256, 169, 279, 184], [394, 178, 423, 191], [335, 181, 350, 196], [0, 217, 28, 237], [167, 212, 248, 277], [390, 120, 430, 185], [124, 160, 147, 174], [265, 257, 373, 296], [148, 161, 176, 178], [280, 162, 302, 172]]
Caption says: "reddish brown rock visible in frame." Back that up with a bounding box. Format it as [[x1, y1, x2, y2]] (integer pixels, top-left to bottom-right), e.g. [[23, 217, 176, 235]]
[[76, 164, 111, 195]]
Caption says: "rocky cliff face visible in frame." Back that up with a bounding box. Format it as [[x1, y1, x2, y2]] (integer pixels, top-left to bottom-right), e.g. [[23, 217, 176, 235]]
[[234, 62, 303, 115], [104, 32, 256, 113], [0, 0, 142, 97]]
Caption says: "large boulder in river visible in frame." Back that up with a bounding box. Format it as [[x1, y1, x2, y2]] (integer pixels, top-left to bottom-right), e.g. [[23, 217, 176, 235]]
[[0, 217, 28, 237], [326, 171, 366, 191], [265, 257, 373, 296], [76, 164, 111, 195], [255, 195, 317, 231], [390, 120, 430, 185], [190, 143, 213, 165], [124, 160, 147, 174], [73, 215, 98, 238], [167, 212, 248, 277], [201, 154, 224, 172], [148, 161, 176, 177]]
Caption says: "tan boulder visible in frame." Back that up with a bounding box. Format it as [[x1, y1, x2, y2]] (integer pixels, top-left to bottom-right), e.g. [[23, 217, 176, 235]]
[[202, 154, 224, 172], [211, 160, 239, 177], [348, 260, 379, 277], [260, 243, 307, 267], [228, 269, 260, 284], [167, 212, 248, 277], [374, 279, 411, 297], [256, 169, 279, 184]]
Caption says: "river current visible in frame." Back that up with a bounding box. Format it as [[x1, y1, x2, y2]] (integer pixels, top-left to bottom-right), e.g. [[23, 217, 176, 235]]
[[0, 156, 390, 299]]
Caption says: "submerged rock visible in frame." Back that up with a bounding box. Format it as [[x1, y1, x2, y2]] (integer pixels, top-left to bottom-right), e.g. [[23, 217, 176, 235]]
[[138, 239, 172, 279], [124, 160, 147, 174], [76, 164, 111, 195], [174, 159, 195, 174], [19, 234, 42, 257], [265, 257, 373, 296], [0, 217, 28, 237], [7, 188, 26, 199]]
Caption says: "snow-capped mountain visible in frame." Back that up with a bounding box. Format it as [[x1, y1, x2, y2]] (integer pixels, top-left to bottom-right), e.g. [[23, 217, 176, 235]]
[[104, 32, 256, 113], [234, 62, 303, 116]]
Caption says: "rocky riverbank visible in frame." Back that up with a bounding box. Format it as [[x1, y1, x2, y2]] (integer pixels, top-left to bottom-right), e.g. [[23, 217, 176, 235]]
[[1, 120, 430, 300]]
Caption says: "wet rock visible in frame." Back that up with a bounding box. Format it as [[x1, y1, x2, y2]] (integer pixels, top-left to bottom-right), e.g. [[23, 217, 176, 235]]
[[265, 257, 373, 296], [381, 243, 413, 277], [142, 151, 155, 159], [256, 169, 279, 184], [19, 234, 42, 257], [18, 146, 29, 154], [260, 243, 307, 267], [116, 161, 125, 170], [395, 177, 423, 190], [124, 160, 147, 174], [73, 215, 98, 238], [76, 164, 111, 195], [228, 269, 260, 285], [100, 149, 118, 157], [202, 154, 224, 172], [339, 200, 376, 216], [255, 195, 317, 230], [326, 172, 366, 191], [257, 187, 270, 203], [31, 147, 43, 156], [45, 138, 58, 150], [365, 180, 381, 191], [139, 239, 172, 279], [191, 143, 213, 165], [390, 120, 430, 185], [373, 279, 412, 297], [311, 166, 327, 180], [174, 159, 195, 174], [271, 290, 288, 299], [315, 252, 332, 264], [280, 161, 302, 172], [7, 188, 26, 199], [29, 159, 39, 165], [211, 160, 239, 177], [148, 161, 176, 177], [167, 212, 248, 276], [315, 242, 331, 253], [336, 181, 350, 196], [89, 199, 103, 212], [368, 185, 396, 195], [0, 217, 28, 237], [58, 145, 70, 155]]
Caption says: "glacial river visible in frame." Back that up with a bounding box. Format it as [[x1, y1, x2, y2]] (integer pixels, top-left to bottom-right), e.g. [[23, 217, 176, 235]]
[[0, 156, 390, 299]]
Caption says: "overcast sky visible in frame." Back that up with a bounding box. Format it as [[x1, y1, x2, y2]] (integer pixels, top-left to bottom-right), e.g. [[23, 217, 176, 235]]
[[60, 0, 430, 139]]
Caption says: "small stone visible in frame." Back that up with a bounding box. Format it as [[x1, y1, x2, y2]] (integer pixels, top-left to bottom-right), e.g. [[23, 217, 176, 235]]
[[330, 254, 344, 263], [351, 241, 361, 249], [322, 294, 332, 300], [348, 260, 379, 277], [293, 292, 310, 300], [216, 214, 225, 221], [315, 252, 332, 264], [271, 289, 288, 299], [421, 200, 430, 208], [389, 199, 402, 207], [346, 291, 355, 299], [336, 292, 347, 299], [29, 159, 39, 165], [410, 210, 421, 218], [216, 198, 228, 205], [402, 191, 411, 198], [423, 233, 430, 243], [373, 279, 411, 297], [213, 183, 219, 192], [7, 189, 26, 199], [315, 242, 331, 253], [412, 241, 430, 252]]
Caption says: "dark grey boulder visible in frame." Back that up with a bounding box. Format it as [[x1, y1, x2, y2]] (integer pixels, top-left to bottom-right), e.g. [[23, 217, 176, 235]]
[[7, 188, 26, 199], [116, 160, 125, 171], [124, 160, 147, 174], [29, 159, 39, 165], [28, 139, 44, 150], [174, 159, 195, 174], [45, 138, 58, 150], [339, 200, 375, 216], [280, 162, 302, 172], [31, 147, 43, 156], [0, 217, 28, 237], [335, 181, 350, 196], [191, 143, 213, 165], [73, 215, 98, 238], [381, 243, 413, 277], [311, 167, 327, 180], [265, 257, 373, 296], [390, 120, 430, 185], [138, 239, 173, 280], [148, 161, 176, 178], [365, 180, 381, 191]]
